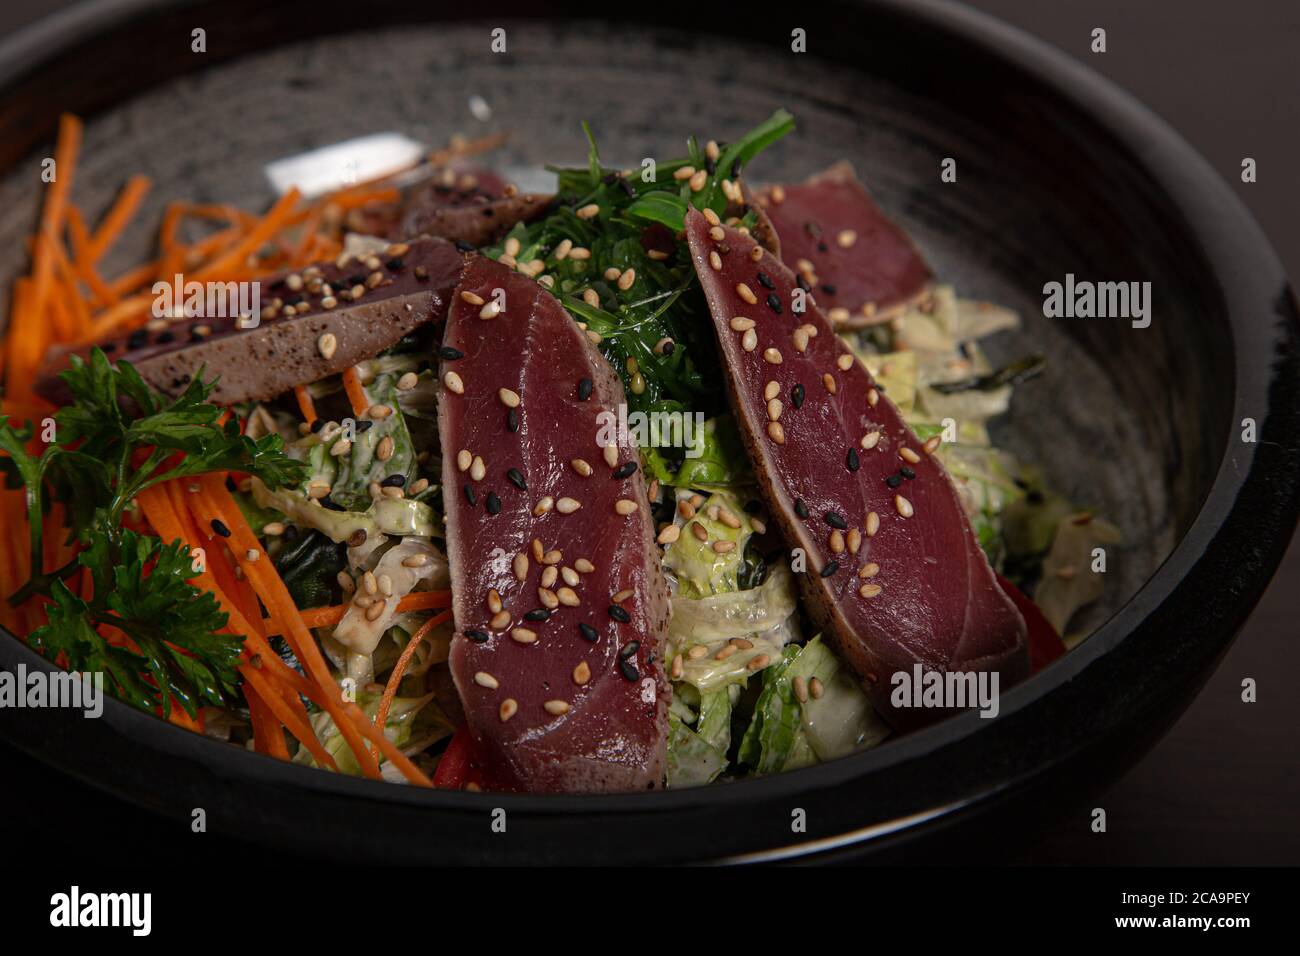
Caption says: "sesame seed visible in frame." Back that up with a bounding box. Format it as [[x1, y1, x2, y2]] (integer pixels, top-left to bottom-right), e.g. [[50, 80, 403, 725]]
[[578, 623, 599, 642], [456, 449, 472, 472], [923, 435, 942, 455], [499, 388, 521, 408], [485, 492, 501, 514], [561, 566, 580, 587], [489, 610, 510, 630], [709, 250, 723, 271], [895, 495, 914, 518], [820, 560, 839, 577], [612, 498, 637, 516], [810, 677, 825, 699], [836, 353, 854, 371], [507, 468, 527, 490], [465, 629, 489, 643], [742, 329, 758, 352], [376, 435, 394, 462], [499, 699, 518, 721], [794, 498, 809, 519], [263, 522, 285, 536], [829, 307, 850, 323], [657, 524, 681, 544], [862, 431, 881, 450], [609, 605, 631, 623], [479, 301, 501, 320], [513, 552, 529, 581], [571, 458, 593, 477], [747, 654, 771, 671], [612, 460, 637, 479], [736, 283, 758, 305], [837, 229, 858, 248], [714, 644, 737, 661], [846, 447, 860, 471], [511, 627, 537, 644], [444, 371, 465, 394], [767, 421, 785, 444], [793, 676, 809, 703], [689, 170, 708, 192], [823, 373, 838, 394], [569, 246, 592, 260], [730, 316, 756, 331], [859, 562, 880, 578], [602, 443, 619, 468], [577, 377, 593, 401], [538, 588, 559, 609], [317, 333, 337, 360], [793, 328, 809, 353], [868, 388, 880, 406], [866, 511, 880, 536], [557, 587, 580, 607], [470, 456, 486, 481], [750, 246, 763, 262], [900, 447, 921, 464], [402, 553, 429, 568], [575, 558, 594, 574], [573, 661, 592, 685], [397, 372, 419, 390], [533, 496, 554, 516], [860, 583, 882, 598], [709, 226, 726, 242], [767, 398, 783, 421], [576, 203, 601, 219], [474, 671, 500, 689], [712, 540, 736, 554], [556, 497, 581, 514]]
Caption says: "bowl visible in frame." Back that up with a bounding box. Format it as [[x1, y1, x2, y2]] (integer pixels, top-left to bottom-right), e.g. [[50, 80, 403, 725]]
[[0, 0, 1295, 863]]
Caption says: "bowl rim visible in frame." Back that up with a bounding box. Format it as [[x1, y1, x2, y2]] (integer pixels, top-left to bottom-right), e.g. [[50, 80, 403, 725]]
[[0, 0, 1295, 861]]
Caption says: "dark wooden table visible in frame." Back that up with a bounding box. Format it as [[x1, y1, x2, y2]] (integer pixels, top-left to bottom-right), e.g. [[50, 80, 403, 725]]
[[0, 0, 1295, 865]]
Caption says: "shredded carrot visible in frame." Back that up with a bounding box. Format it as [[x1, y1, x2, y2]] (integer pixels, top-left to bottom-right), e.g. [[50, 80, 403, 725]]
[[87, 174, 151, 263], [297, 590, 454, 631], [340, 366, 370, 417], [294, 385, 317, 424], [374, 610, 450, 744], [194, 475, 430, 785]]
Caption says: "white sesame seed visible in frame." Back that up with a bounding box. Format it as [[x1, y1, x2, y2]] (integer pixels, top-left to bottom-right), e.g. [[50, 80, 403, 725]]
[[498, 387, 521, 408], [900, 447, 921, 464], [556, 497, 581, 514], [499, 699, 518, 721], [459, 290, 484, 306], [457, 449, 472, 472], [511, 627, 537, 644], [617, 268, 636, 291], [866, 511, 880, 536], [573, 661, 591, 685], [657, 524, 681, 544], [736, 283, 758, 305], [474, 671, 500, 689], [470, 456, 486, 482], [556, 587, 580, 607], [571, 458, 592, 477], [823, 373, 838, 394], [860, 583, 882, 598], [764, 380, 780, 401], [614, 499, 638, 516], [837, 229, 858, 248], [763, 347, 783, 365], [317, 333, 337, 360], [544, 699, 571, 715], [575, 558, 594, 574], [602, 443, 619, 468], [923, 435, 942, 455], [767, 421, 785, 444], [859, 562, 880, 578], [674, 165, 696, 181], [862, 431, 881, 450], [554, 238, 573, 260], [767, 398, 783, 421], [479, 300, 501, 320], [895, 494, 914, 518], [444, 371, 465, 394], [867, 388, 880, 406], [836, 353, 854, 371], [742, 329, 758, 352]]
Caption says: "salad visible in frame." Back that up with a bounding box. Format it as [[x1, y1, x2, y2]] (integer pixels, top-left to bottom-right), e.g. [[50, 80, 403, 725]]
[[0, 111, 1117, 791]]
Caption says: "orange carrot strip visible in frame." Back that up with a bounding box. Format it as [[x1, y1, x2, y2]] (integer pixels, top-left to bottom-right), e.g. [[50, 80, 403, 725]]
[[87, 174, 151, 263], [297, 591, 454, 631], [340, 366, 369, 417], [374, 610, 450, 738], [294, 386, 318, 424], [196, 476, 433, 785], [193, 188, 300, 280]]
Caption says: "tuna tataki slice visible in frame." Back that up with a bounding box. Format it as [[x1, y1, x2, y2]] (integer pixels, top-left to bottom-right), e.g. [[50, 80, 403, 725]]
[[756, 162, 932, 329], [684, 208, 1027, 729], [439, 256, 670, 792]]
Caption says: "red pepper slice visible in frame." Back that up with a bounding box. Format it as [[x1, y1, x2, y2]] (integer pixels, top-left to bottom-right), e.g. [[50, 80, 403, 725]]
[[996, 574, 1066, 673], [432, 725, 483, 790]]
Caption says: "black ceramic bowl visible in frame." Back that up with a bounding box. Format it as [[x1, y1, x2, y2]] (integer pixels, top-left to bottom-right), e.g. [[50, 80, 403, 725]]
[[0, 0, 1295, 864]]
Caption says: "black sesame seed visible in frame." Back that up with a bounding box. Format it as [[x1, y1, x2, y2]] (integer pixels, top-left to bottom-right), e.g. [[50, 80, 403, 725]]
[[619, 640, 641, 660], [704, 156, 717, 175], [224, 476, 237, 492], [794, 498, 809, 519], [381, 474, 406, 487], [743, 499, 763, 515], [817, 241, 829, 253], [846, 449, 860, 472], [900, 466, 916, 480], [485, 491, 502, 514], [210, 519, 231, 538], [524, 608, 551, 622], [820, 561, 839, 577], [766, 293, 782, 314], [619, 658, 640, 681], [284, 294, 305, 307], [730, 158, 742, 178], [346, 274, 366, 287], [613, 461, 637, 480], [822, 284, 837, 295], [465, 629, 490, 643], [608, 605, 631, 623], [507, 406, 519, 432], [619, 178, 635, 198], [578, 622, 599, 642], [886, 474, 903, 489], [102, 342, 117, 354], [796, 274, 811, 293], [321, 497, 345, 512], [756, 271, 775, 289], [506, 468, 527, 491], [354, 419, 374, 433], [577, 377, 593, 401], [454, 239, 475, 253], [156, 331, 175, 344], [439, 345, 465, 360], [385, 257, 404, 270], [791, 383, 805, 409], [825, 512, 847, 529], [463, 484, 477, 506], [127, 330, 147, 350]]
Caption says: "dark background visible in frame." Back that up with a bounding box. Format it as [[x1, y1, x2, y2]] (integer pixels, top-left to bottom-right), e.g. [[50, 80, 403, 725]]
[[0, 0, 1295, 864]]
